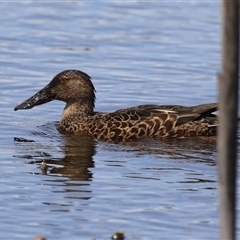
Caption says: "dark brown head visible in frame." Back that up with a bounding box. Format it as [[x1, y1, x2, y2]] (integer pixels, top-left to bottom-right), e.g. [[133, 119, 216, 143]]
[[14, 70, 96, 113]]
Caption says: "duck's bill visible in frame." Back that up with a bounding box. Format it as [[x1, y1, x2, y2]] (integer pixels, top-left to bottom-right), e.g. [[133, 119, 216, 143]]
[[14, 85, 55, 111]]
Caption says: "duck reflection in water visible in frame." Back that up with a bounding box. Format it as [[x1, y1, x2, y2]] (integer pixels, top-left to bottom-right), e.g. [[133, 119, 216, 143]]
[[14, 131, 96, 181]]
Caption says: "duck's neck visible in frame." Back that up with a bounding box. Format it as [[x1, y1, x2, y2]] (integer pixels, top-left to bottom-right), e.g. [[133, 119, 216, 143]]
[[61, 101, 94, 121]]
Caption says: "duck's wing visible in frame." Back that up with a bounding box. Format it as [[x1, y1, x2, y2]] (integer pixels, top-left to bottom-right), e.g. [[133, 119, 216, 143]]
[[90, 103, 217, 141], [111, 103, 217, 125]]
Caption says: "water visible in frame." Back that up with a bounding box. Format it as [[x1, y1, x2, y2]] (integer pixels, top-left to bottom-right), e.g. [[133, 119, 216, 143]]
[[0, 1, 238, 239]]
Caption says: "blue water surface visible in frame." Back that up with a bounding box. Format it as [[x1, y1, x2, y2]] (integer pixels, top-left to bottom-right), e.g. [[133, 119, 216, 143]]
[[1, 1, 238, 240]]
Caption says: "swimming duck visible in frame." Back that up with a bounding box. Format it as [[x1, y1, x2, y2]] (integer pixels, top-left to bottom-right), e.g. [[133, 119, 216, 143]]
[[14, 69, 218, 142]]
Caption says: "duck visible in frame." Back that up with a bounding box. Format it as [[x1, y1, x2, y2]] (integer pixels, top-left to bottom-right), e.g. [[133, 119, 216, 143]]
[[14, 69, 218, 142]]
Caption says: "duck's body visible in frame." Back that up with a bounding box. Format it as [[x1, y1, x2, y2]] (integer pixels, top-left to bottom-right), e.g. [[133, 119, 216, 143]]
[[59, 103, 217, 142], [14, 70, 218, 142]]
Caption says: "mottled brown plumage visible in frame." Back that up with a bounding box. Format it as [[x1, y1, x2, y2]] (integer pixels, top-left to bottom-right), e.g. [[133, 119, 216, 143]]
[[14, 70, 218, 142]]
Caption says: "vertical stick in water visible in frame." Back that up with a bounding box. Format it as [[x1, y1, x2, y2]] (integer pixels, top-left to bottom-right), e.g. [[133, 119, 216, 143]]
[[218, 1, 239, 239]]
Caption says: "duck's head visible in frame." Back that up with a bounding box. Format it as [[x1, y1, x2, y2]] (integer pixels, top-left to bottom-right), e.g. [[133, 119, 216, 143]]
[[14, 70, 96, 112]]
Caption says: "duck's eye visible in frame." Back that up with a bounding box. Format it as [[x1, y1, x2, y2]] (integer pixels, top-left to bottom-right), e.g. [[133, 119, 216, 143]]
[[59, 75, 68, 83]]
